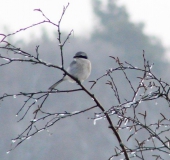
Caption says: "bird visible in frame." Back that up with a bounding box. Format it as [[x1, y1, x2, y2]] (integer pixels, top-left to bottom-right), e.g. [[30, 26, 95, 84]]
[[49, 51, 91, 90]]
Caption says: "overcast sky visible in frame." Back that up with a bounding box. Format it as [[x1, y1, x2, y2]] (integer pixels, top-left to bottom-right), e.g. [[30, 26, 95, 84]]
[[1, 0, 170, 56]]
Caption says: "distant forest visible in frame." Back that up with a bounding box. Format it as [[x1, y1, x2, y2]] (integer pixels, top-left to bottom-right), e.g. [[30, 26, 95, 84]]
[[0, 1, 170, 160]]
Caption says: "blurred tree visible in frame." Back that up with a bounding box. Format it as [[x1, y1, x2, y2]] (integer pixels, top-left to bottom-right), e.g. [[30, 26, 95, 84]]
[[91, 0, 165, 71]]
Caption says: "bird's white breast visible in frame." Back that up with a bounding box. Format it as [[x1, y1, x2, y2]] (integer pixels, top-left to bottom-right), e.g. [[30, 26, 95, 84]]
[[66, 58, 91, 83]]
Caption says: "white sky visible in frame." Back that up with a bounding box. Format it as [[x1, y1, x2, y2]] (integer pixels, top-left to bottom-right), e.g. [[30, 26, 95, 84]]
[[0, 0, 94, 41], [1, 0, 170, 55]]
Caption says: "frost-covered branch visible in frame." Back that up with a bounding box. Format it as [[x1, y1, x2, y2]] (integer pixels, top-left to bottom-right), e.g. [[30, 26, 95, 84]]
[[1, 4, 170, 160]]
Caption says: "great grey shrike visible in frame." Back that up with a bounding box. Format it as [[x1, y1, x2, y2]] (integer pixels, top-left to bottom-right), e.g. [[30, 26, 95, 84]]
[[49, 51, 91, 90]]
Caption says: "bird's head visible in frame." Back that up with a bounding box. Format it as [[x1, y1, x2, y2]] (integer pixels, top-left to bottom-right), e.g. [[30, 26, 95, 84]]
[[73, 52, 88, 59]]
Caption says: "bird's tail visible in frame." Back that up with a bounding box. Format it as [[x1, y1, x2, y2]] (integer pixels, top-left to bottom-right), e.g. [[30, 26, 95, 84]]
[[48, 78, 64, 90]]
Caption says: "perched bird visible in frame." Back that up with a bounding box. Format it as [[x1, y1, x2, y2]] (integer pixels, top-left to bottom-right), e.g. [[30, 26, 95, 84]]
[[49, 51, 91, 90]]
